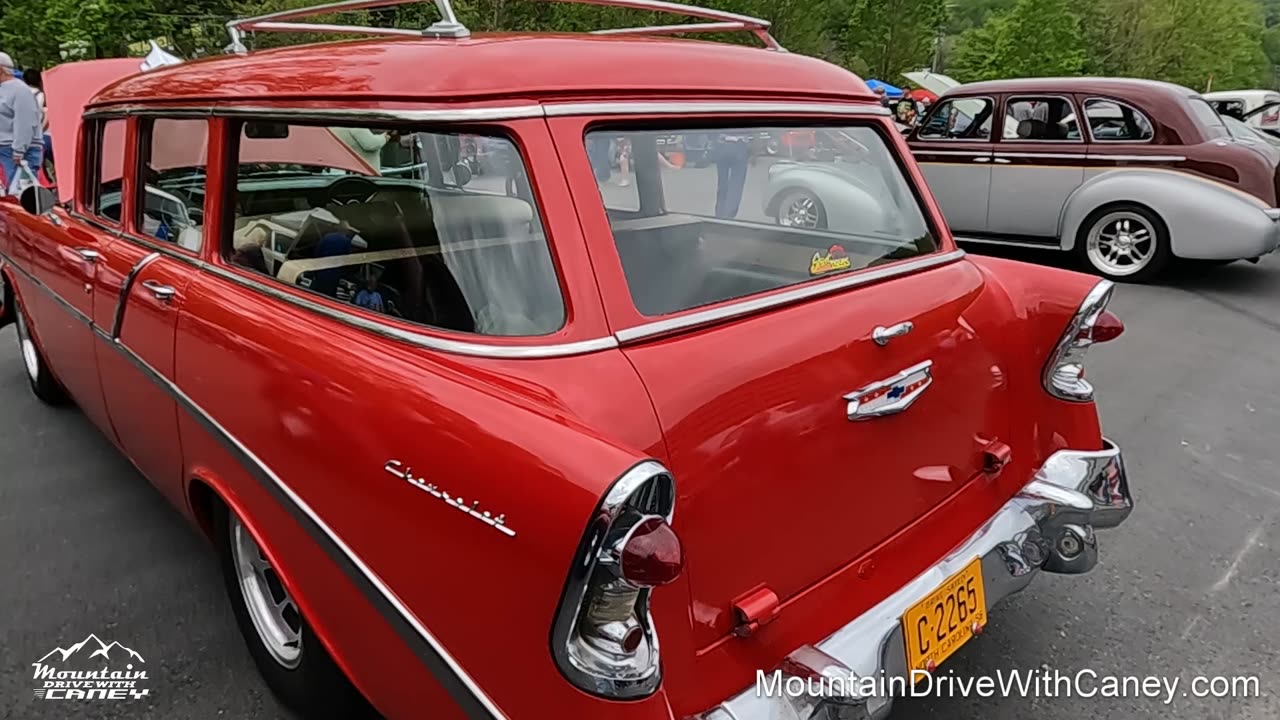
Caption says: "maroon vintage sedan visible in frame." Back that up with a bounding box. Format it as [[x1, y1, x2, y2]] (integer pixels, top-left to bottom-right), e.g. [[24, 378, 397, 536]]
[[905, 78, 1280, 281]]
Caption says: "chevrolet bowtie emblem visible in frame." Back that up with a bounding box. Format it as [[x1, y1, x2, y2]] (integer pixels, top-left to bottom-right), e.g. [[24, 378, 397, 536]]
[[843, 360, 933, 421]]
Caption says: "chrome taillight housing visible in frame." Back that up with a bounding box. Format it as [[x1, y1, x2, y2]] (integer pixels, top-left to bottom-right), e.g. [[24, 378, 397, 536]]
[[551, 461, 681, 699], [1043, 280, 1124, 402]]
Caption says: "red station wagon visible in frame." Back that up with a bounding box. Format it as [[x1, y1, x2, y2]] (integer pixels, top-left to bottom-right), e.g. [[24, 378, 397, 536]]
[[0, 1, 1134, 718]]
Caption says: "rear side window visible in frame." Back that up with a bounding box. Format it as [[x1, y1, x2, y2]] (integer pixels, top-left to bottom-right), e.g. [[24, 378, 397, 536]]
[[136, 118, 208, 251], [1084, 99, 1154, 142], [225, 121, 564, 337], [84, 118, 127, 223], [585, 125, 938, 317]]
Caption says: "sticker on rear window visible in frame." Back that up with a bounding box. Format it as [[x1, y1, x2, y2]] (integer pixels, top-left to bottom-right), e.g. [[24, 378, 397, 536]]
[[810, 245, 852, 276]]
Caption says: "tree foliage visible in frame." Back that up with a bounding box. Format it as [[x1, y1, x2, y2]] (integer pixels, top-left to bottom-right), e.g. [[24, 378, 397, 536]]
[[0, 0, 1277, 93]]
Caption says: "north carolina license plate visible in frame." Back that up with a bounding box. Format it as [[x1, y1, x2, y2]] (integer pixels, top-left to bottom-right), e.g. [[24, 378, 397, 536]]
[[901, 557, 987, 677]]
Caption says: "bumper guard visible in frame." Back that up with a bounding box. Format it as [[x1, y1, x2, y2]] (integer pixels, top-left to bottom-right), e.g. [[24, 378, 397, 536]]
[[696, 439, 1132, 720]]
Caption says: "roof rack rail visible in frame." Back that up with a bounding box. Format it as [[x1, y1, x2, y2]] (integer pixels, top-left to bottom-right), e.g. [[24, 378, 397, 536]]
[[225, 0, 783, 53]]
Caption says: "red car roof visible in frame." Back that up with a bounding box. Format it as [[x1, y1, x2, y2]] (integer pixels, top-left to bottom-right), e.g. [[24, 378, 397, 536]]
[[90, 34, 876, 107]]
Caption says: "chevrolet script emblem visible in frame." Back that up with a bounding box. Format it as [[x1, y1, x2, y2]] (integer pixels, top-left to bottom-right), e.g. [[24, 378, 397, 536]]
[[843, 360, 933, 421]]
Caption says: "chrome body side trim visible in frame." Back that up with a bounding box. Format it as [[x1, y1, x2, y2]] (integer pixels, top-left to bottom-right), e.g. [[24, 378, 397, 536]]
[[1095, 154, 1187, 162], [698, 439, 1133, 720], [2, 248, 508, 719], [112, 252, 161, 339], [544, 101, 890, 117], [199, 263, 621, 359], [85, 105, 545, 122], [911, 149, 991, 158], [993, 152, 1089, 160], [616, 250, 966, 343], [954, 235, 1061, 249]]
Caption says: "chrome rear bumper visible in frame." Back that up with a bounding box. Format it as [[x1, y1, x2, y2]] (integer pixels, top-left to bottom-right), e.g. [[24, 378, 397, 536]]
[[696, 439, 1132, 720]]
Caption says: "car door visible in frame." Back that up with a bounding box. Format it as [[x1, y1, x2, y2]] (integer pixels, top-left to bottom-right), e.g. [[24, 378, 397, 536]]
[[23, 117, 128, 436], [987, 95, 1087, 241], [908, 95, 996, 234], [93, 117, 205, 510]]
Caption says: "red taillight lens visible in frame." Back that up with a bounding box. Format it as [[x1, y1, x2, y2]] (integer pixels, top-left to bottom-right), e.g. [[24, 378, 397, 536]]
[[1091, 310, 1124, 343], [619, 516, 684, 588]]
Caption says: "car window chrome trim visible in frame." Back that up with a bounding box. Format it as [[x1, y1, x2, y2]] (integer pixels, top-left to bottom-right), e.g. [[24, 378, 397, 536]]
[[1082, 97, 1156, 144], [85, 104, 546, 122], [1, 248, 508, 719], [200, 263, 619, 358], [615, 250, 966, 343], [544, 101, 891, 117], [914, 95, 996, 142]]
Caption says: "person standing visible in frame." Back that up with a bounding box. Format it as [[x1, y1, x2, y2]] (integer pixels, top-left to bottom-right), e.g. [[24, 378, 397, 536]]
[[712, 132, 751, 219], [23, 68, 50, 171], [0, 52, 42, 193]]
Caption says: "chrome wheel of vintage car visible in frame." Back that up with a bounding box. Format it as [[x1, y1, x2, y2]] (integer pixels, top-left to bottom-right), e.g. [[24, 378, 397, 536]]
[[15, 304, 39, 382], [1079, 206, 1170, 282], [776, 190, 827, 229], [232, 516, 303, 669], [12, 296, 70, 405]]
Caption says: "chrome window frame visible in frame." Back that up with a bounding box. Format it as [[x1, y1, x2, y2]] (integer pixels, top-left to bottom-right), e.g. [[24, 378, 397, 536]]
[[914, 95, 997, 142], [1081, 97, 1156, 144], [999, 94, 1085, 144], [132, 116, 212, 256], [68, 100, 955, 358], [83, 117, 130, 227]]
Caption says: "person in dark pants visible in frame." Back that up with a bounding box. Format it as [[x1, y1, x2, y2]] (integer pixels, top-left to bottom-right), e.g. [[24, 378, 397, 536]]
[[713, 133, 751, 219]]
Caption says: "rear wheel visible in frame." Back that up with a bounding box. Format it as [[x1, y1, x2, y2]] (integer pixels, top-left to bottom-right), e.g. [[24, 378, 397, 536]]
[[12, 294, 69, 405], [1075, 204, 1170, 282], [216, 507, 371, 718], [775, 189, 827, 230]]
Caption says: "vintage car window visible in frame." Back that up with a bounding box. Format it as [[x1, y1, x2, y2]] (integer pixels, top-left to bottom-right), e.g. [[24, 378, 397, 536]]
[[86, 118, 127, 223], [132, 118, 208, 251], [1189, 98, 1230, 140], [584, 125, 938, 317], [918, 98, 994, 140], [225, 122, 565, 337], [1084, 99, 1154, 142], [1003, 97, 1081, 141]]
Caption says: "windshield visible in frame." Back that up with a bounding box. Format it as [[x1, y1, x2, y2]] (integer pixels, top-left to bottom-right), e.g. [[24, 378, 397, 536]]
[[586, 124, 938, 317]]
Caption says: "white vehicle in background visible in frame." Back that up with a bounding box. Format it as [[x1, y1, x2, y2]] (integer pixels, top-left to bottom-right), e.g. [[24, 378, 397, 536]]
[[1204, 89, 1280, 136]]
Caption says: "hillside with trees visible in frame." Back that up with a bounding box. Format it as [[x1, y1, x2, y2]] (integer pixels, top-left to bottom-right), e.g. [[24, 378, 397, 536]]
[[1, 0, 1279, 91]]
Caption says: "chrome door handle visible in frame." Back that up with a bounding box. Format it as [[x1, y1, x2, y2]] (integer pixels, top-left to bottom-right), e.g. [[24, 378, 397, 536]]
[[992, 157, 1012, 164], [141, 279, 176, 302], [74, 248, 101, 262], [973, 156, 991, 163], [872, 321, 914, 346]]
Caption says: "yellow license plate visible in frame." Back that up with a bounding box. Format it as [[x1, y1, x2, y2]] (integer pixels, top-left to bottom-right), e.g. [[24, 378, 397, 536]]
[[901, 557, 987, 677]]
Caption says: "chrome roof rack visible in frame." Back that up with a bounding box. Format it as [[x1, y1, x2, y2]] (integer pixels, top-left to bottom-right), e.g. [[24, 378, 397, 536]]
[[225, 0, 783, 53]]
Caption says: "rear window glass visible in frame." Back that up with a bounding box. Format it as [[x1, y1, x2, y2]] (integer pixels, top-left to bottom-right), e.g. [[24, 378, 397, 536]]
[[225, 123, 564, 337], [586, 125, 937, 317], [1190, 99, 1230, 140]]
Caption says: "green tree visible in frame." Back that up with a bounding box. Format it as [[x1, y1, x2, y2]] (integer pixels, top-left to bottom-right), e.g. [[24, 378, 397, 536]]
[[839, 0, 948, 79], [948, 0, 1085, 81], [1083, 0, 1269, 91]]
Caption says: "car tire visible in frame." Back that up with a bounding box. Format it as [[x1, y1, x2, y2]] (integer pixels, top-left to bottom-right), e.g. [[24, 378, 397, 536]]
[[215, 507, 373, 719], [12, 293, 70, 406], [775, 189, 828, 230], [1075, 203, 1171, 282]]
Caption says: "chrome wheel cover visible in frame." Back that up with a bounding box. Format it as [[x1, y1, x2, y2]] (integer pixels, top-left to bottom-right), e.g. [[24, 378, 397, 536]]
[[232, 516, 303, 669], [14, 304, 38, 382], [779, 193, 820, 228], [1087, 211, 1157, 277]]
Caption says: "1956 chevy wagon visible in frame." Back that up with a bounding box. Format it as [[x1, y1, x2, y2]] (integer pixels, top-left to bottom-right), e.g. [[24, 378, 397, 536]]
[[903, 78, 1280, 281], [0, 2, 1133, 718]]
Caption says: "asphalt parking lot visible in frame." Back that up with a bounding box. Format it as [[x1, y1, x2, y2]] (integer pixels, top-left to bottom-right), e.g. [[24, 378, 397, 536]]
[[2, 249, 1279, 720]]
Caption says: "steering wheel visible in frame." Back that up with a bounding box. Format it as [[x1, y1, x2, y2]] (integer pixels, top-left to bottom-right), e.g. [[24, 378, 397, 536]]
[[324, 176, 380, 206]]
